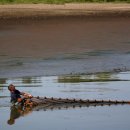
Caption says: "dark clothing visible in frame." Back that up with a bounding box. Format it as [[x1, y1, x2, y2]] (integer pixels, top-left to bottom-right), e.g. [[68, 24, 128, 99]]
[[10, 90, 21, 103]]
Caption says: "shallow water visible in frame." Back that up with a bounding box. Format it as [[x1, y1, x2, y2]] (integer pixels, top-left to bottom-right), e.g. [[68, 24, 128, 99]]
[[0, 17, 130, 78], [1, 105, 130, 130], [0, 71, 130, 129]]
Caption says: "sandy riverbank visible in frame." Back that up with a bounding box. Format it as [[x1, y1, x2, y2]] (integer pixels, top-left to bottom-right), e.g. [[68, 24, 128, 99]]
[[0, 3, 130, 18]]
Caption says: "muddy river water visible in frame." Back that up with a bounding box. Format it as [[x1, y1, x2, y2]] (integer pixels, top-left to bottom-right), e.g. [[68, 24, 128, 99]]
[[0, 16, 130, 77], [0, 15, 130, 129]]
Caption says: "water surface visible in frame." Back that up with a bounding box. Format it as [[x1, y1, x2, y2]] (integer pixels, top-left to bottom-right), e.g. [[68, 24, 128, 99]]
[[0, 72, 130, 130], [0, 16, 130, 77]]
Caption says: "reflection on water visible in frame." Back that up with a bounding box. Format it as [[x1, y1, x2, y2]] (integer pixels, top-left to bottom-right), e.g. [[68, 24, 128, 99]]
[[2, 104, 130, 130], [0, 71, 130, 130], [7, 102, 130, 126], [22, 77, 41, 84], [0, 71, 130, 87], [58, 72, 130, 83], [0, 78, 6, 84], [0, 86, 3, 90], [0, 78, 6, 91], [7, 106, 32, 125], [0, 77, 42, 87], [0, 71, 130, 100]]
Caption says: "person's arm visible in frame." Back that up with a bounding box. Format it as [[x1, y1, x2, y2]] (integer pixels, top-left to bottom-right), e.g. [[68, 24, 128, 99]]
[[21, 92, 33, 98], [20, 92, 25, 95], [16, 90, 32, 98]]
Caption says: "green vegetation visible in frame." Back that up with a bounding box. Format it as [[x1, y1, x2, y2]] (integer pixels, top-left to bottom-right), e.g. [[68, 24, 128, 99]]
[[0, 78, 6, 89], [58, 73, 130, 83], [0, 0, 130, 4]]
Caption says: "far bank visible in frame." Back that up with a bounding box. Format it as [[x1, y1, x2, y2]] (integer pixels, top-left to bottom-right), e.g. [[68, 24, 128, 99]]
[[0, 3, 130, 19]]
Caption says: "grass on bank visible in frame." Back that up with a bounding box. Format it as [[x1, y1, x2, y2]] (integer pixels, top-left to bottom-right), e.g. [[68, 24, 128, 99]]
[[0, 0, 130, 4]]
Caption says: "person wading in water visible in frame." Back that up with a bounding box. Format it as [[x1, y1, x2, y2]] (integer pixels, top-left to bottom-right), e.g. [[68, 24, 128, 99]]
[[8, 84, 32, 106]]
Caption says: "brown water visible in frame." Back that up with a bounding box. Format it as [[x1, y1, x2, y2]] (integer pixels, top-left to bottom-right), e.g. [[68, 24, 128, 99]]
[[0, 17, 130, 57], [0, 16, 130, 78], [0, 16, 130, 129]]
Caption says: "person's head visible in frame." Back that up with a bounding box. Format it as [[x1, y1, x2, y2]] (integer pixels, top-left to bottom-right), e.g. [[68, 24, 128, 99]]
[[8, 84, 15, 92]]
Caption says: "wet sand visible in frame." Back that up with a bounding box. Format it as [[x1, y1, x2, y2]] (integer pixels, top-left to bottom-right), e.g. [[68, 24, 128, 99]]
[[0, 4, 130, 78]]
